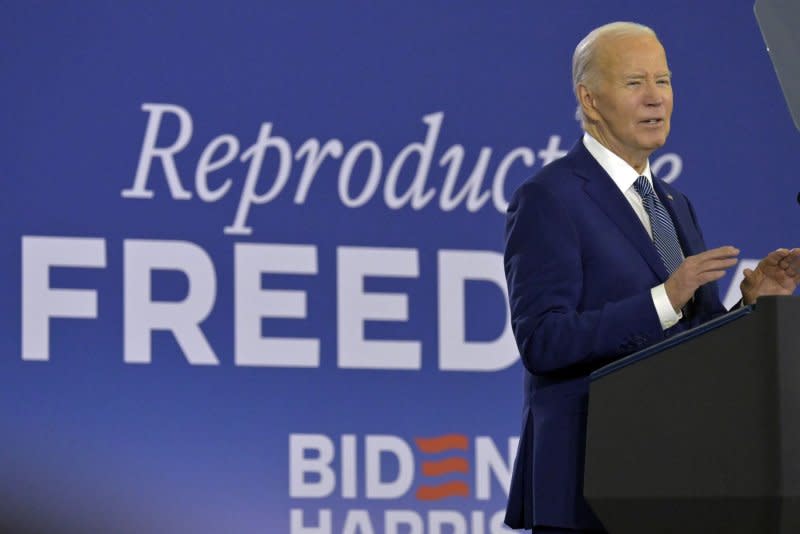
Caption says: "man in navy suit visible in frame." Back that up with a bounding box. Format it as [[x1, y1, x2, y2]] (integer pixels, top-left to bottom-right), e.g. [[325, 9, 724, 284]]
[[503, 21, 800, 533]]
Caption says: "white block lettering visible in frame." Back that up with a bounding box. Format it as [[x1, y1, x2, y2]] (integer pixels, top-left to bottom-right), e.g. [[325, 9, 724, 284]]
[[365, 435, 414, 499], [234, 243, 319, 367], [337, 247, 420, 370], [21, 236, 106, 361], [437, 250, 517, 371], [289, 434, 336, 498], [123, 240, 217, 365]]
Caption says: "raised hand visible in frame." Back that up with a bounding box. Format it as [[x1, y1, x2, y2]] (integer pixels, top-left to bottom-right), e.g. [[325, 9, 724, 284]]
[[665, 246, 740, 312], [740, 248, 800, 305]]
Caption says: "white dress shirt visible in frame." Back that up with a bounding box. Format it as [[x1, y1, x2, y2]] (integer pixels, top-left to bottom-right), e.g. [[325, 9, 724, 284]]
[[582, 133, 683, 330]]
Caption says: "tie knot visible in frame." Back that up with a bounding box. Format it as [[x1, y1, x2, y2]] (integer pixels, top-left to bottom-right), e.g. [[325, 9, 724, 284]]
[[634, 175, 653, 199]]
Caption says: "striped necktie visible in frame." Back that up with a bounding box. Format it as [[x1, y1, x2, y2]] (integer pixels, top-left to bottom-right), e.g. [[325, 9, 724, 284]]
[[633, 176, 684, 274]]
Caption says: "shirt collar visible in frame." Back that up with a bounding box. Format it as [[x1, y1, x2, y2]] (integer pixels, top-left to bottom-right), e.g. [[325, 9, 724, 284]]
[[582, 132, 652, 194]]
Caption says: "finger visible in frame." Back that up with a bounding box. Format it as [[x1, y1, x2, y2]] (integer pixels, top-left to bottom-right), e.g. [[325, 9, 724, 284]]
[[763, 250, 788, 266], [698, 270, 728, 284], [758, 250, 784, 268], [780, 258, 798, 274], [699, 245, 740, 258], [785, 249, 800, 270], [695, 258, 739, 273], [689, 247, 739, 264], [777, 250, 800, 268], [787, 252, 800, 281]]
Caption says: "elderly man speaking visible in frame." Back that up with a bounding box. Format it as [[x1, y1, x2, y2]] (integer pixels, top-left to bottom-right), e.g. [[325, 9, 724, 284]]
[[503, 21, 800, 533]]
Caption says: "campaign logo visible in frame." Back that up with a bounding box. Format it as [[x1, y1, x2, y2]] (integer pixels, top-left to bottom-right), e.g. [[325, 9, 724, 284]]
[[414, 435, 470, 501], [289, 432, 518, 534]]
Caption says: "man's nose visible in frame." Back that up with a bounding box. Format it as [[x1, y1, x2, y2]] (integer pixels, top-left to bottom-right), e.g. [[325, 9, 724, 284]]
[[643, 81, 664, 106]]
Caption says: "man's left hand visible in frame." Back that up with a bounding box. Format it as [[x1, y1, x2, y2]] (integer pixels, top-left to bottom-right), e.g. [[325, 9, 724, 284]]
[[741, 248, 800, 305]]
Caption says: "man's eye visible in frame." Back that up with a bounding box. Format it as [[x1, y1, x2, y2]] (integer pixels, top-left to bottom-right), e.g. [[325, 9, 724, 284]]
[[627, 81, 641, 86], [657, 79, 671, 85]]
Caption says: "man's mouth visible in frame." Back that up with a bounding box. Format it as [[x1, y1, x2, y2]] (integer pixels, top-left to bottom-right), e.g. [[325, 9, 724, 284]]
[[641, 118, 664, 125]]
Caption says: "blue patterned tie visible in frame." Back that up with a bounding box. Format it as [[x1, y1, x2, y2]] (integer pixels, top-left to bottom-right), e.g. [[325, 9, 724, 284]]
[[634, 176, 684, 274]]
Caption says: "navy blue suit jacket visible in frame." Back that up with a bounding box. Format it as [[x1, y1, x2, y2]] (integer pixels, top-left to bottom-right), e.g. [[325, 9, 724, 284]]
[[503, 140, 726, 530]]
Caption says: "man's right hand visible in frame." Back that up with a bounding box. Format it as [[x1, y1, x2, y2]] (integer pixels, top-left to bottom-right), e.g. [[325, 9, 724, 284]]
[[664, 246, 740, 312]]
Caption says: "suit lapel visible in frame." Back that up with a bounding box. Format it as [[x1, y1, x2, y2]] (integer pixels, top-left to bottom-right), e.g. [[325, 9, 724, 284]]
[[569, 142, 669, 281]]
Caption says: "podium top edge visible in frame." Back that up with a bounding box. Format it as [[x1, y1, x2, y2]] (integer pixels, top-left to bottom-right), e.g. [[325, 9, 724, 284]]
[[590, 305, 754, 382]]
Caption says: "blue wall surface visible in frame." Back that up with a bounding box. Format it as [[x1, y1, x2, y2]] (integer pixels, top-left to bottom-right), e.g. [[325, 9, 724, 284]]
[[1, 2, 797, 532]]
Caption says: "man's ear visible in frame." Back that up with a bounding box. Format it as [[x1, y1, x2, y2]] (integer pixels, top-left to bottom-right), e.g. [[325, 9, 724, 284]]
[[577, 84, 599, 122]]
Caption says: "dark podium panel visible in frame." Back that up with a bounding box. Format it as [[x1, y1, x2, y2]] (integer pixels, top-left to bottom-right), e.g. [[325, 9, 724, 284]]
[[584, 296, 800, 534]]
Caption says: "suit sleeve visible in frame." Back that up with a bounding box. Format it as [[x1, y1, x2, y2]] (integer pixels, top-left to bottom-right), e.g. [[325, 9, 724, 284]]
[[504, 181, 665, 375]]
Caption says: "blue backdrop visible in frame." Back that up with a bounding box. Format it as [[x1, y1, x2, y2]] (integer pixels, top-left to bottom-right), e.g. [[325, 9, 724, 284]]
[[2, 1, 798, 532]]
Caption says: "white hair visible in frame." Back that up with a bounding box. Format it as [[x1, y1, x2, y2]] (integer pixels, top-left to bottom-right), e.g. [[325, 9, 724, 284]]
[[572, 22, 658, 123]]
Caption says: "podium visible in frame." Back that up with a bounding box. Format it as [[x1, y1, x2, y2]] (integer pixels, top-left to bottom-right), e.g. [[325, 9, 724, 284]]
[[584, 296, 800, 534]]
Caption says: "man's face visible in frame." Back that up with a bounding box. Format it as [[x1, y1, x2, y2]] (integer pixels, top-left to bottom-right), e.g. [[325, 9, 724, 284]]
[[581, 34, 673, 169]]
